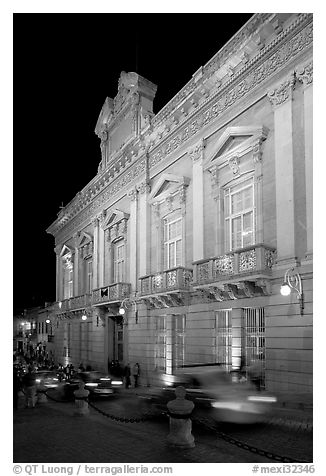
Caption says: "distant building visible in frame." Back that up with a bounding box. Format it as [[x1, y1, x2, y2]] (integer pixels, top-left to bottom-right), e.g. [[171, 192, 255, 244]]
[[46, 13, 313, 394]]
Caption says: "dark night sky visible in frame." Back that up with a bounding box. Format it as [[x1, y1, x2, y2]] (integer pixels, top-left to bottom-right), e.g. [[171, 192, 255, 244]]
[[14, 12, 253, 314]]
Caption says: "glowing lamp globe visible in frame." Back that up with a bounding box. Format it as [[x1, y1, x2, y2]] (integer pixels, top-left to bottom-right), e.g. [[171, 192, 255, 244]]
[[280, 283, 291, 296]]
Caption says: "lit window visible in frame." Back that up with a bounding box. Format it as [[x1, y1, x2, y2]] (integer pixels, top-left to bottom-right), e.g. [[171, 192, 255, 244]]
[[224, 178, 255, 252], [164, 218, 182, 269], [114, 241, 125, 282], [86, 260, 93, 293]]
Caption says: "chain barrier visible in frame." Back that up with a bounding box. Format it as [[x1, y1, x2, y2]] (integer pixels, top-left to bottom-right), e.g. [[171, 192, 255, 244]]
[[44, 389, 71, 403], [87, 399, 155, 423], [23, 387, 310, 463], [192, 416, 310, 464]]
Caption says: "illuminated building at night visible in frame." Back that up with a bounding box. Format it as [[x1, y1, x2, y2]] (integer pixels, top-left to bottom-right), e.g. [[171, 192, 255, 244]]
[[46, 13, 313, 394]]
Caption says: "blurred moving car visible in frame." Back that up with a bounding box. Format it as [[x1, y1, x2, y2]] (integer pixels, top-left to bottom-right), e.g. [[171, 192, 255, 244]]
[[35, 370, 60, 389], [141, 365, 277, 424], [63, 371, 123, 399]]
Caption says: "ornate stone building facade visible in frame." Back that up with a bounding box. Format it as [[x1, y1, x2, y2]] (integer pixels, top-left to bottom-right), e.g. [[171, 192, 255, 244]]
[[47, 13, 313, 393]]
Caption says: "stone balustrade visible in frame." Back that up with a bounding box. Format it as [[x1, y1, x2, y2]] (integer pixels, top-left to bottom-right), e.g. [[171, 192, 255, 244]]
[[193, 244, 276, 285], [92, 283, 131, 304], [140, 267, 193, 296]]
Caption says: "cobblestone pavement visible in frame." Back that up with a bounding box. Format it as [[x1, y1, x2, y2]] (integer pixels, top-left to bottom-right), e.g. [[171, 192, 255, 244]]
[[13, 392, 313, 464]]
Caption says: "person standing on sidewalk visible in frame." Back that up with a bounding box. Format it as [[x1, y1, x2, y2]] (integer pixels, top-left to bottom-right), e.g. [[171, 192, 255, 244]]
[[13, 367, 21, 409], [132, 363, 140, 388], [22, 366, 37, 408], [124, 363, 131, 389]]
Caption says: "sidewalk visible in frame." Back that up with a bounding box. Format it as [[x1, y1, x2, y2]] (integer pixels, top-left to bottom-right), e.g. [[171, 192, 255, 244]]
[[13, 398, 271, 463], [121, 385, 313, 432]]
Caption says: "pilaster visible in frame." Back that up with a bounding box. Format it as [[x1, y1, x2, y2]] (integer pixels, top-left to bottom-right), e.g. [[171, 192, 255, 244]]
[[190, 139, 206, 262], [54, 246, 61, 302], [98, 212, 106, 287], [92, 217, 99, 290], [297, 62, 313, 263], [128, 187, 138, 293], [267, 73, 297, 266], [138, 181, 151, 278]]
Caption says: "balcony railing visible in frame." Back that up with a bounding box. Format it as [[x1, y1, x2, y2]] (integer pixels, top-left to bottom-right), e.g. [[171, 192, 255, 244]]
[[193, 244, 276, 285], [58, 294, 91, 312], [92, 283, 131, 304], [140, 267, 193, 296]]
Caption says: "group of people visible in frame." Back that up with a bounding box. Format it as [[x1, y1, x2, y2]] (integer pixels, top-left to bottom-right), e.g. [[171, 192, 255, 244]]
[[13, 364, 37, 409], [123, 362, 140, 388], [108, 360, 140, 388]]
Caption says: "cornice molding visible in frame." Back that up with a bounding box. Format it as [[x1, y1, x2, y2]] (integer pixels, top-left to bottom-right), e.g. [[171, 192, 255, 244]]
[[267, 73, 296, 107], [149, 17, 312, 169], [47, 14, 312, 241], [296, 61, 313, 87]]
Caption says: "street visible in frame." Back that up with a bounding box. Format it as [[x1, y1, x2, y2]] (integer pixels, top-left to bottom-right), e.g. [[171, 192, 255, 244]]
[[13, 391, 313, 463]]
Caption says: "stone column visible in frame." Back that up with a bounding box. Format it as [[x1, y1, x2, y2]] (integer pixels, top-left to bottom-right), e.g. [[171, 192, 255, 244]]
[[297, 62, 313, 263], [152, 203, 162, 271], [179, 185, 187, 266], [253, 139, 264, 244], [190, 140, 205, 262], [209, 165, 223, 256], [92, 217, 99, 290], [138, 182, 151, 278], [98, 212, 106, 288], [73, 234, 80, 297], [128, 187, 138, 293], [54, 247, 61, 302], [268, 74, 297, 266]]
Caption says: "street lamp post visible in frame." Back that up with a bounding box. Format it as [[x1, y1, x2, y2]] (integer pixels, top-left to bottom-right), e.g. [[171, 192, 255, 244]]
[[280, 268, 304, 316], [118, 298, 138, 325]]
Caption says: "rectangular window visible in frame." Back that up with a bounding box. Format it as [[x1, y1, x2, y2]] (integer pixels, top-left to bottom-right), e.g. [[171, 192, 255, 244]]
[[242, 307, 265, 389], [155, 315, 185, 374], [63, 264, 73, 299], [86, 260, 93, 293], [215, 309, 232, 371], [173, 315, 185, 370], [224, 178, 255, 252], [114, 241, 125, 282], [164, 217, 182, 269], [155, 317, 167, 372]]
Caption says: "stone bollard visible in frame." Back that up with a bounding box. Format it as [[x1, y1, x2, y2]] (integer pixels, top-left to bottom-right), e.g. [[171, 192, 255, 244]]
[[37, 387, 47, 403], [167, 386, 195, 448], [73, 381, 90, 416]]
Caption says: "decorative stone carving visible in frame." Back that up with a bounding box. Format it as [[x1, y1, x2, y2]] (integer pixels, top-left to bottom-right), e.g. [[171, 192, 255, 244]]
[[48, 17, 312, 241], [152, 202, 160, 218], [189, 139, 205, 162], [267, 73, 296, 107], [62, 253, 73, 270], [238, 281, 256, 298], [137, 181, 151, 194], [92, 217, 99, 227], [178, 185, 187, 205], [166, 195, 174, 211], [240, 51, 250, 64], [256, 279, 272, 295], [227, 65, 235, 77], [224, 283, 238, 300], [296, 62, 313, 87], [128, 187, 138, 201], [228, 155, 240, 175], [208, 286, 225, 302], [253, 139, 263, 163]]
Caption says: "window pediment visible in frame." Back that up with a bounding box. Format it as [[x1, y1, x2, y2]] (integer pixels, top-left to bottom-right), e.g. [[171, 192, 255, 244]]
[[103, 209, 129, 243], [206, 125, 269, 170], [149, 173, 190, 204]]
